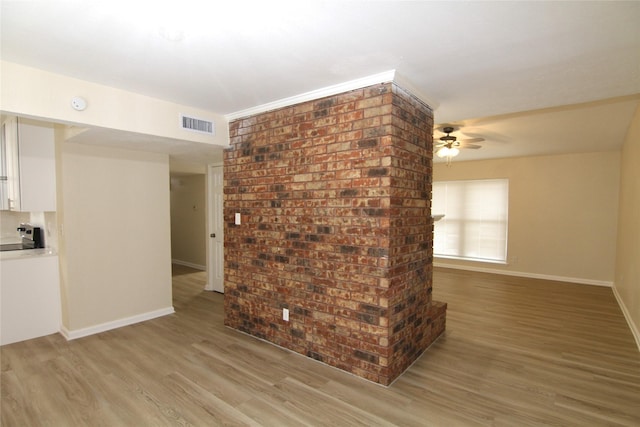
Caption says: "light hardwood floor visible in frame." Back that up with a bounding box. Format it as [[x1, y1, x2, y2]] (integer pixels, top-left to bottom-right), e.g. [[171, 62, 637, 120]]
[[2, 266, 639, 426]]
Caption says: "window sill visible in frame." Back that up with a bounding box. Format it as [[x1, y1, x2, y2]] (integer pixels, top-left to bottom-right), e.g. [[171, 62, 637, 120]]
[[434, 255, 507, 265]]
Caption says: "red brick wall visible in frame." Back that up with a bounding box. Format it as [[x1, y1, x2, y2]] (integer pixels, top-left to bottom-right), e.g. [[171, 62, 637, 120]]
[[224, 82, 446, 385]]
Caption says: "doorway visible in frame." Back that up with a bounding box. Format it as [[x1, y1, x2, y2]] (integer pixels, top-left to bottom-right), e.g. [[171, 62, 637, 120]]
[[169, 173, 207, 270]]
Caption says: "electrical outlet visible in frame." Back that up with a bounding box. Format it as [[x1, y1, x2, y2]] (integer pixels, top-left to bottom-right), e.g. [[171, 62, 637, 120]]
[[282, 308, 289, 321]]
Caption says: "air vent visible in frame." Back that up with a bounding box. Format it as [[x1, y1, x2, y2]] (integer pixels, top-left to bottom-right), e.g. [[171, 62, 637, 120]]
[[180, 114, 214, 135]]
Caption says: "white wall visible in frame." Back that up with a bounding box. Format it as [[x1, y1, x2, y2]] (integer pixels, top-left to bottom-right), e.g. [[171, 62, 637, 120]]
[[614, 105, 640, 348], [433, 151, 620, 285], [170, 174, 207, 269], [59, 142, 173, 333], [0, 211, 29, 241]]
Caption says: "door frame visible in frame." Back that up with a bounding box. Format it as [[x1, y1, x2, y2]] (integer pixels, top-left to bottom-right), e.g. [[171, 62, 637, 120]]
[[206, 163, 224, 292]]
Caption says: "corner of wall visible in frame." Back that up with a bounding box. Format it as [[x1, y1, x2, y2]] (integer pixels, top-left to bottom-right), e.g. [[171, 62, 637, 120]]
[[611, 284, 640, 351], [614, 102, 640, 351]]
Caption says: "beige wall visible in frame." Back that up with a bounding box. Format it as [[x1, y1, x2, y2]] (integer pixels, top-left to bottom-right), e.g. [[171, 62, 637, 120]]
[[433, 151, 620, 285], [1, 61, 229, 148], [170, 174, 206, 269], [59, 142, 173, 331], [615, 105, 640, 346]]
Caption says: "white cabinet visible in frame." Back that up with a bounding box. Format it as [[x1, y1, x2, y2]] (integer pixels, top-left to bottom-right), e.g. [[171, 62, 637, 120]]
[[0, 117, 56, 212], [0, 254, 61, 345]]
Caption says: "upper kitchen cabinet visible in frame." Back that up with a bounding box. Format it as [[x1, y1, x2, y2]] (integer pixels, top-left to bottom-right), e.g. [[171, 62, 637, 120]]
[[0, 117, 56, 212]]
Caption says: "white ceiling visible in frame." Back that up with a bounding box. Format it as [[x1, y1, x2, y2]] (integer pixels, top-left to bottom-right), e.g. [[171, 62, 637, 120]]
[[2, 1, 639, 167]]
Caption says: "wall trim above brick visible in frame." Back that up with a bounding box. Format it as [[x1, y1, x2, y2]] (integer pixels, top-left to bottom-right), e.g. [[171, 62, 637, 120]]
[[225, 70, 397, 122]]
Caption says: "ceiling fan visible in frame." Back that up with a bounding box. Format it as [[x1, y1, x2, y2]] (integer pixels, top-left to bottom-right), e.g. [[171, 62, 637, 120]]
[[434, 126, 484, 165]]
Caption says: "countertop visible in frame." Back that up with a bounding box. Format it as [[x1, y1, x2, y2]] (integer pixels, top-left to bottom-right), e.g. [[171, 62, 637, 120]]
[[0, 247, 58, 261]]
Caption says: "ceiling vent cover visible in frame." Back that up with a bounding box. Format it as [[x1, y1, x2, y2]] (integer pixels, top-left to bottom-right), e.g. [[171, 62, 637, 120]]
[[180, 114, 214, 135]]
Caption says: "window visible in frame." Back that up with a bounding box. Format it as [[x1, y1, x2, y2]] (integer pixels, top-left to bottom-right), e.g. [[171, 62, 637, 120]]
[[432, 179, 509, 263]]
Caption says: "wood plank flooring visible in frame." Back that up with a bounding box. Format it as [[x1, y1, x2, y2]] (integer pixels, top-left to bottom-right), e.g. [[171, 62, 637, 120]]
[[2, 265, 639, 426]]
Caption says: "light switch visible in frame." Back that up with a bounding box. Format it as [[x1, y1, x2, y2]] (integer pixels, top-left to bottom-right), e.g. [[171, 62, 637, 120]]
[[235, 212, 241, 225]]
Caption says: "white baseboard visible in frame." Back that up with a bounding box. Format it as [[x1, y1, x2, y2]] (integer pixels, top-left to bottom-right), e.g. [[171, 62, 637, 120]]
[[60, 306, 175, 341], [171, 259, 206, 270], [611, 285, 640, 352], [435, 262, 638, 352], [434, 262, 613, 287]]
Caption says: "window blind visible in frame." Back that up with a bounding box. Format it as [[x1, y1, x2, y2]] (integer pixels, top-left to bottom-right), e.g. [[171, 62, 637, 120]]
[[432, 179, 509, 263]]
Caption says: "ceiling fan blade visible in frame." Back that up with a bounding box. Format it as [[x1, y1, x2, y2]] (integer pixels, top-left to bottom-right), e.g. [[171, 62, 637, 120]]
[[461, 144, 482, 149], [459, 137, 484, 144]]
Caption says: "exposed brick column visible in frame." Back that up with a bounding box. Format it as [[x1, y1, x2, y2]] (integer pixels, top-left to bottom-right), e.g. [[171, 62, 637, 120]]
[[386, 85, 447, 382], [224, 82, 446, 385]]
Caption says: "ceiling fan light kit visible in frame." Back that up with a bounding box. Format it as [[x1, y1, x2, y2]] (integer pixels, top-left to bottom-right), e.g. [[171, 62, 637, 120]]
[[434, 125, 484, 165], [437, 146, 459, 158]]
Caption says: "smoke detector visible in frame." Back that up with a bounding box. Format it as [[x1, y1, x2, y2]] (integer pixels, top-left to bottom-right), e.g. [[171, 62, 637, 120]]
[[71, 97, 87, 111]]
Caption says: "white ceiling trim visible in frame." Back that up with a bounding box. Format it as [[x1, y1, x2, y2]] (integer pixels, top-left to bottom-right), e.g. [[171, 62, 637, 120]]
[[224, 70, 396, 122], [393, 71, 441, 113]]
